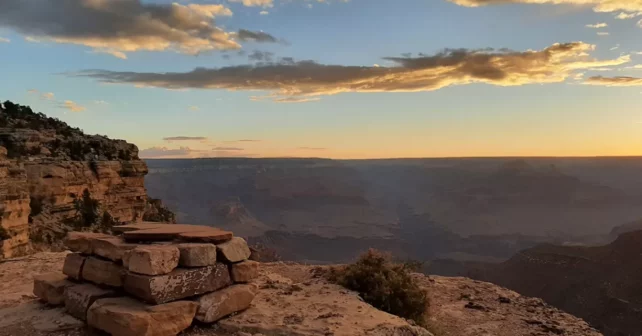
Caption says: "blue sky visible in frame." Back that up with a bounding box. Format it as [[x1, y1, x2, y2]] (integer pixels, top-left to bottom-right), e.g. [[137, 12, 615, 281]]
[[0, 0, 641, 158]]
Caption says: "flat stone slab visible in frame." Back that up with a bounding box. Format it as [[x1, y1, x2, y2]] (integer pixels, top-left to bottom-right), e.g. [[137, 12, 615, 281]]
[[177, 243, 217, 267], [64, 232, 111, 254], [64, 283, 119, 321], [178, 231, 233, 244], [125, 245, 179, 275], [116, 223, 233, 243], [91, 236, 138, 262], [62, 253, 86, 280], [88, 297, 197, 336], [33, 272, 73, 306], [124, 263, 231, 304], [194, 283, 258, 323], [231, 260, 260, 283], [82, 257, 125, 287], [217, 237, 251, 263]]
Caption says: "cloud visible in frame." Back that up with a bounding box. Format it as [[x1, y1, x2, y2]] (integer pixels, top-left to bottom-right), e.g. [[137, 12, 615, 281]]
[[189, 105, 200, 111], [585, 76, 642, 86], [224, 139, 261, 143], [273, 97, 321, 103], [229, 0, 274, 8], [248, 50, 275, 62], [235, 29, 280, 43], [610, 44, 620, 50], [615, 12, 642, 19], [93, 100, 109, 105], [74, 42, 631, 102], [0, 0, 239, 59], [0, 37, 9, 43], [449, 0, 642, 13], [163, 136, 208, 141], [212, 146, 244, 150], [597, 32, 610, 35], [27, 89, 55, 101], [260, 11, 270, 15], [60, 100, 86, 112], [586, 23, 608, 28]]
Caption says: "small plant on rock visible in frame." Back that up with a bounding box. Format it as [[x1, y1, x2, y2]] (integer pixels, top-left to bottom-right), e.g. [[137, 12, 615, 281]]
[[328, 249, 429, 324]]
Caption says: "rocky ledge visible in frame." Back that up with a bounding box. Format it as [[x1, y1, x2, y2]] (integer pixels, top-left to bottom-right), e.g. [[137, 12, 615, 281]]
[[0, 253, 600, 336]]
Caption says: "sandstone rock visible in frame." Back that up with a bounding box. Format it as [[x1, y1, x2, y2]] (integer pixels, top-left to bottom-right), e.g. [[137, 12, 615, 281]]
[[0, 158, 30, 259], [81, 257, 125, 287], [62, 253, 86, 280], [120, 223, 233, 243], [217, 237, 251, 263], [64, 232, 111, 254], [124, 263, 231, 304], [179, 231, 233, 244], [177, 243, 217, 267], [33, 272, 73, 305], [194, 284, 258, 323], [64, 283, 119, 321], [87, 297, 197, 336], [231, 260, 260, 283], [91, 237, 137, 262], [126, 245, 179, 276]]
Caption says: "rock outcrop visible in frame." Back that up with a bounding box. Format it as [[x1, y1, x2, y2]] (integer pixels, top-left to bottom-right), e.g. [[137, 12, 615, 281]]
[[0, 252, 601, 336], [0, 101, 175, 258], [458, 231, 642, 336], [0, 147, 30, 258]]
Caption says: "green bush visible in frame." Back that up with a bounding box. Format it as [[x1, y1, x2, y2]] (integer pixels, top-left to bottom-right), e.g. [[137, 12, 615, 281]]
[[329, 249, 429, 324]]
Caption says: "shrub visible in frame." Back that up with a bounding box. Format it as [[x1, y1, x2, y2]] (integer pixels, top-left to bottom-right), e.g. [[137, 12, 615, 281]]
[[249, 243, 281, 262], [328, 249, 429, 324], [30, 196, 44, 217], [72, 189, 99, 228], [0, 226, 10, 240]]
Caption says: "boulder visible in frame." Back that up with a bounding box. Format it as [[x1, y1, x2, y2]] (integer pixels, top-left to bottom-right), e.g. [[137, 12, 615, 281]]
[[64, 232, 111, 254], [64, 283, 119, 321], [177, 243, 217, 267], [194, 284, 258, 323], [62, 253, 86, 280], [33, 272, 73, 305], [81, 257, 125, 287], [217, 237, 251, 263], [91, 237, 137, 262], [126, 245, 179, 276], [231, 260, 260, 283], [124, 263, 231, 305], [88, 297, 197, 336]]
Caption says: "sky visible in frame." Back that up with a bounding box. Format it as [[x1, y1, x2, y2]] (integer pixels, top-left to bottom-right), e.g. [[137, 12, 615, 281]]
[[1, 0, 641, 159]]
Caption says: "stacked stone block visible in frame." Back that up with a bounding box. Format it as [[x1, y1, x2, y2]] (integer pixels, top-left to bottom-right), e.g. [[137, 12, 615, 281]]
[[32, 224, 260, 336]]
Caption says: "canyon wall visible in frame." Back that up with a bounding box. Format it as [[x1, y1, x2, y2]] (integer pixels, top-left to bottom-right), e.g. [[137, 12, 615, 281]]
[[0, 101, 174, 258]]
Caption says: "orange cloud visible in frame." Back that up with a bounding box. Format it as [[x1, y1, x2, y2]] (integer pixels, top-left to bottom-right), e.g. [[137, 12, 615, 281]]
[[75, 42, 630, 102]]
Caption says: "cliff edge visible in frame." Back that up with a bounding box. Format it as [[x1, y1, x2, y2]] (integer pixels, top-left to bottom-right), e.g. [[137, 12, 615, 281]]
[[0, 101, 174, 258]]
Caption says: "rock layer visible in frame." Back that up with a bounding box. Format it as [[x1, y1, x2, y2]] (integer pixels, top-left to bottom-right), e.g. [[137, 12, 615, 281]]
[[0, 147, 30, 258], [124, 263, 231, 304], [194, 284, 258, 323], [33, 272, 73, 306], [87, 297, 197, 336]]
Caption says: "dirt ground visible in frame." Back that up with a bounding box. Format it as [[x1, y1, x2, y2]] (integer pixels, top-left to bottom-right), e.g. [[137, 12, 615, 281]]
[[0, 253, 601, 336]]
